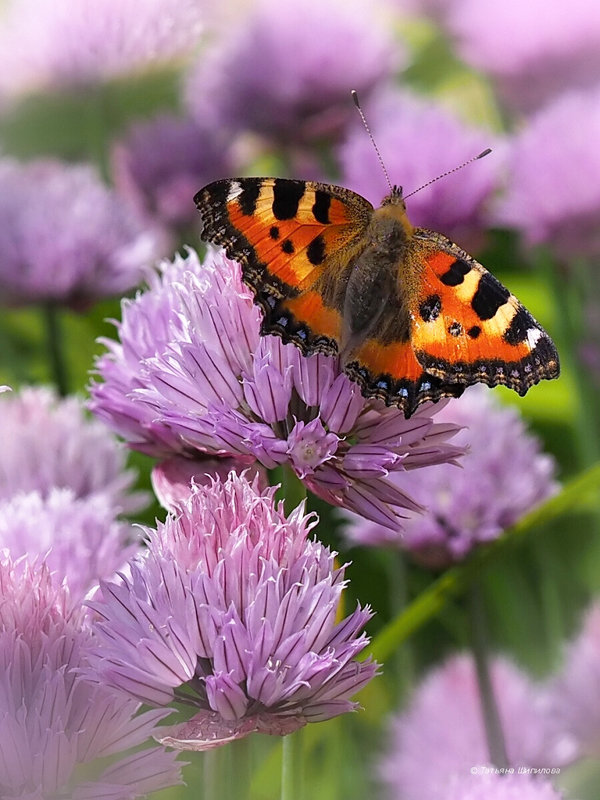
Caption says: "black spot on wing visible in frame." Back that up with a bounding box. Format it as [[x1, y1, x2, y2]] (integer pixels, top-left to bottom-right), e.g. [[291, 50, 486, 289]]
[[472, 273, 510, 321], [467, 325, 481, 339], [281, 239, 295, 254], [419, 294, 442, 322], [272, 179, 306, 220], [504, 306, 534, 346], [312, 190, 331, 224], [238, 179, 261, 216], [269, 226, 280, 240], [440, 258, 471, 286], [307, 234, 326, 265]]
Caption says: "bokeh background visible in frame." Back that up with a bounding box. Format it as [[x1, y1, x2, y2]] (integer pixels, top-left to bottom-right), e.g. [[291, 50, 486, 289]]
[[1, 0, 600, 798]]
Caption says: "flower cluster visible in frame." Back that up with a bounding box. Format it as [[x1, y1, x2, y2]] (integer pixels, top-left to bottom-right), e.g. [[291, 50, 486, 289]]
[[88, 472, 378, 749], [90, 249, 464, 528], [0, 553, 182, 798]]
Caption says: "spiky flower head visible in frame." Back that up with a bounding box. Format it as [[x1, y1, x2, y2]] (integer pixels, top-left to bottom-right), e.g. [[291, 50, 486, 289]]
[[88, 472, 378, 749], [90, 249, 463, 528]]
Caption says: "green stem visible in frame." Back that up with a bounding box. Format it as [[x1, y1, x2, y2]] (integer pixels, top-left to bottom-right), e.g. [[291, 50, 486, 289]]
[[468, 582, 509, 769], [280, 465, 308, 515], [202, 749, 222, 800], [43, 303, 69, 396], [281, 730, 303, 800], [385, 551, 415, 699]]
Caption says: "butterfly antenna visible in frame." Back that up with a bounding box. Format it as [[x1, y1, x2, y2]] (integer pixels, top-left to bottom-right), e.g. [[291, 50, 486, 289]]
[[351, 89, 393, 195], [403, 148, 492, 199]]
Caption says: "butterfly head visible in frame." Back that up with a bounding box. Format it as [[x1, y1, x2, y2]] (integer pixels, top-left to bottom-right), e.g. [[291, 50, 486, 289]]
[[382, 185, 406, 209]]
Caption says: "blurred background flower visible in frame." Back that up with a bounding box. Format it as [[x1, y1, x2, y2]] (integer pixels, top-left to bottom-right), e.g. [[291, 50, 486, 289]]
[[344, 388, 557, 567], [0, 158, 166, 309], [0, 0, 204, 103], [0, 553, 182, 798]]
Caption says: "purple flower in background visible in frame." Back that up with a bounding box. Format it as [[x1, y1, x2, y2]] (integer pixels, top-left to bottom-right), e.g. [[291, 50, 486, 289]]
[[444, 772, 565, 800], [0, 158, 166, 308], [0, 0, 204, 102], [379, 654, 571, 800], [496, 87, 600, 260], [0, 553, 182, 798], [90, 250, 463, 528], [339, 88, 499, 250], [112, 114, 233, 233], [344, 388, 556, 567], [88, 473, 378, 750], [547, 603, 600, 758], [0, 386, 147, 513], [184, 0, 402, 146], [0, 489, 140, 603], [444, 0, 600, 113]]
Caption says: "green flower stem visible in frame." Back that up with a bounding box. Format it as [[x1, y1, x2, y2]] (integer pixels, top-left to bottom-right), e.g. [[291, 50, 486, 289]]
[[281, 730, 304, 800], [468, 582, 509, 769], [43, 303, 69, 396], [202, 748, 223, 800], [367, 461, 600, 663], [385, 551, 415, 698], [280, 465, 308, 514]]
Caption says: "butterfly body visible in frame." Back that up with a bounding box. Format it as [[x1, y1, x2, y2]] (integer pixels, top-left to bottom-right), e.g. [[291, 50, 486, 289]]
[[195, 177, 559, 417]]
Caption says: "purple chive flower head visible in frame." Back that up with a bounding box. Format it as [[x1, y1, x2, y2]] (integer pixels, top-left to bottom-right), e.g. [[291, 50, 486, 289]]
[[0, 553, 182, 798], [339, 88, 499, 248], [445, 0, 600, 113], [496, 87, 600, 260], [0, 386, 147, 513], [184, 0, 402, 146], [88, 472, 378, 749], [90, 249, 464, 528], [0, 0, 204, 102], [112, 113, 233, 233], [0, 158, 166, 308], [444, 772, 564, 800], [344, 388, 557, 567], [379, 654, 570, 800], [547, 603, 600, 758], [0, 489, 140, 603]]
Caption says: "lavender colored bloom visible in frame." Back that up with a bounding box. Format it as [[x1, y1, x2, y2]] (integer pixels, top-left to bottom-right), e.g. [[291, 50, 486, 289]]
[[0, 553, 182, 798], [90, 249, 463, 529], [88, 473, 378, 749], [0, 158, 166, 308], [184, 0, 402, 146], [379, 654, 571, 800], [0, 386, 147, 513], [496, 88, 600, 260], [344, 388, 556, 567], [112, 114, 233, 233], [445, 0, 600, 113], [339, 88, 500, 249], [444, 772, 565, 800], [0, 0, 204, 102], [0, 489, 139, 603], [547, 603, 600, 757]]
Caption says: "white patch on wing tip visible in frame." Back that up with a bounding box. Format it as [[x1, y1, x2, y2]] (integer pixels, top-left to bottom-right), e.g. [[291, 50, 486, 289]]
[[226, 181, 243, 202], [527, 327, 543, 348]]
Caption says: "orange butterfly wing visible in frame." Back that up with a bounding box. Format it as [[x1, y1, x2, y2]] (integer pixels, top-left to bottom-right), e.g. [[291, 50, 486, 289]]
[[409, 233, 560, 394], [195, 178, 373, 354]]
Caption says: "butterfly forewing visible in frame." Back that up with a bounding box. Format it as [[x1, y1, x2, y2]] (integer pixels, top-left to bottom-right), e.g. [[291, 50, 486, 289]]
[[195, 177, 373, 354]]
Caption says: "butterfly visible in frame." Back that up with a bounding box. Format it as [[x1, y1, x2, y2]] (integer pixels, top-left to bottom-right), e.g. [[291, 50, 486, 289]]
[[194, 177, 559, 417]]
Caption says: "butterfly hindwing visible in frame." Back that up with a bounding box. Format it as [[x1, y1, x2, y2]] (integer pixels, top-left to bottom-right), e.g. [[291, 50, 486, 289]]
[[195, 178, 373, 355], [409, 233, 560, 394]]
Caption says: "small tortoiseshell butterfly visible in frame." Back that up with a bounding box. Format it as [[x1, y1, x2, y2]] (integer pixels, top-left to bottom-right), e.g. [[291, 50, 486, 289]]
[[194, 177, 559, 417]]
